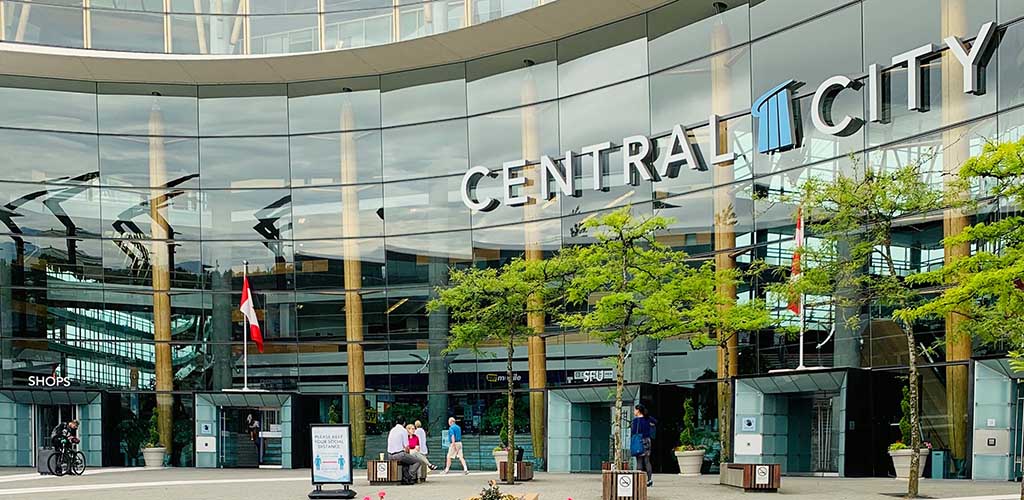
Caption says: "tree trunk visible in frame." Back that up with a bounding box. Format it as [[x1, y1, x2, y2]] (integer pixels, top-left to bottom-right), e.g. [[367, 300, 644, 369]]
[[720, 337, 732, 463], [613, 338, 627, 471], [905, 325, 921, 498], [507, 338, 516, 485]]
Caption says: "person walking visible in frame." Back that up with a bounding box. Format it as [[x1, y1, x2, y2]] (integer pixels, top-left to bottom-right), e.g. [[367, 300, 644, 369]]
[[442, 416, 469, 475], [387, 418, 422, 485], [631, 403, 657, 487], [407, 424, 438, 471]]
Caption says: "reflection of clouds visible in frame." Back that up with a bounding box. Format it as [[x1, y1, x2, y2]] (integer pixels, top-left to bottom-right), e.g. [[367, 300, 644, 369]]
[[288, 90, 380, 134], [290, 131, 383, 186], [471, 219, 561, 253], [0, 87, 95, 132], [468, 103, 559, 168], [381, 120, 468, 181], [0, 183, 101, 236], [558, 38, 648, 96], [0, 130, 98, 183], [382, 176, 469, 235], [467, 62, 557, 114], [200, 137, 290, 188], [559, 79, 650, 152], [97, 94, 198, 135], [385, 231, 472, 261], [99, 136, 199, 187], [381, 77, 465, 127], [199, 96, 287, 135]]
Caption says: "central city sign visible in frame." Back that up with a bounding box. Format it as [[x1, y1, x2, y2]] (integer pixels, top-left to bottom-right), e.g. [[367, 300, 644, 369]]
[[461, 21, 997, 211]]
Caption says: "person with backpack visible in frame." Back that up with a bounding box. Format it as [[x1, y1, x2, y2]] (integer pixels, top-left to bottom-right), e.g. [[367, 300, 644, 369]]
[[630, 404, 657, 487]]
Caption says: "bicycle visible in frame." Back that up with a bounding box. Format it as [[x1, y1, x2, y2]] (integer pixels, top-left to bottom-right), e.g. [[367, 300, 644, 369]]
[[47, 438, 86, 477]]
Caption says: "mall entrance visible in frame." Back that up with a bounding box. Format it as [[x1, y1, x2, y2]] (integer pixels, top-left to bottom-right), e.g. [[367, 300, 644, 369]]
[[31, 403, 77, 466], [195, 392, 295, 469], [548, 386, 637, 473], [779, 392, 839, 475]]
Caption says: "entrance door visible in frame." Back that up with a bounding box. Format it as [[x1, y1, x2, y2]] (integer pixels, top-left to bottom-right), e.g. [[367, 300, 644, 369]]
[[32, 404, 76, 466], [786, 393, 839, 475], [218, 407, 281, 468]]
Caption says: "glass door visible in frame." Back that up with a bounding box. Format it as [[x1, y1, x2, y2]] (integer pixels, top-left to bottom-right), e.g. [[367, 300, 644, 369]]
[[33, 404, 76, 466], [259, 409, 282, 468]]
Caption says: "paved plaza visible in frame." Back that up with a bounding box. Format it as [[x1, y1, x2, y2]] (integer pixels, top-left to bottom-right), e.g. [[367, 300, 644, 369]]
[[0, 468, 1018, 500]]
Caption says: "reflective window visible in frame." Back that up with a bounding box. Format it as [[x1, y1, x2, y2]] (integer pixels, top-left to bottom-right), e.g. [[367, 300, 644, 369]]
[[324, 6, 393, 49], [398, 0, 466, 41], [650, 46, 751, 132], [557, 15, 648, 96], [101, 240, 203, 290], [170, 0, 242, 13], [472, 0, 533, 23], [466, 43, 557, 115], [752, 93, 863, 178], [294, 238, 386, 290], [200, 188, 293, 240], [199, 137, 290, 188], [100, 188, 203, 240], [198, 86, 288, 136], [381, 119, 468, 182], [998, 21, 1024, 109], [3, 1, 84, 48], [385, 230, 472, 286], [0, 129, 98, 184], [863, 0, 995, 68], [383, 175, 470, 235], [291, 185, 385, 239], [468, 102, 558, 170], [201, 240, 294, 291], [656, 182, 754, 257], [558, 148, 653, 217], [0, 235, 103, 288], [290, 131, 384, 186], [97, 84, 199, 136], [380, 64, 467, 127], [647, 1, 749, 73], [296, 290, 388, 341], [90, 0, 163, 11], [472, 219, 561, 268], [469, 162, 562, 229], [749, 0, 853, 38], [169, 13, 246, 54], [652, 115, 753, 199], [0, 78, 96, 133], [99, 136, 200, 188], [288, 77, 381, 134], [1000, 0, 1024, 22], [249, 0, 319, 14], [90, 8, 165, 53], [0, 181, 102, 237], [558, 78, 649, 152], [250, 14, 321, 54]]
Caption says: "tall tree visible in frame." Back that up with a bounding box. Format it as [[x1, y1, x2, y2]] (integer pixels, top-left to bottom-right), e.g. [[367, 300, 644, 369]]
[[559, 207, 773, 469], [896, 138, 1024, 499], [783, 160, 947, 497], [427, 257, 563, 484]]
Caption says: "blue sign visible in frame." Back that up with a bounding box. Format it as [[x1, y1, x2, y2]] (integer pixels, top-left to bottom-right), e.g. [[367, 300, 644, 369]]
[[752, 79, 803, 154]]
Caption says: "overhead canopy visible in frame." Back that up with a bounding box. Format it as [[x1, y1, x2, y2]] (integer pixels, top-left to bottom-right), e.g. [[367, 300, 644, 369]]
[[1, 389, 101, 405], [738, 369, 847, 394], [198, 392, 292, 408]]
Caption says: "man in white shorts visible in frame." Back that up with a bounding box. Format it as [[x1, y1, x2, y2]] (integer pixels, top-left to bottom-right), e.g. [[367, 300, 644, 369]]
[[443, 416, 469, 474]]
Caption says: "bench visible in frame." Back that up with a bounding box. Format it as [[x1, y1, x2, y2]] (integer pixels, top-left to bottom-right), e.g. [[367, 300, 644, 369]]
[[720, 463, 781, 492], [367, 459, 427, 484], [498, 461, 534, 481]]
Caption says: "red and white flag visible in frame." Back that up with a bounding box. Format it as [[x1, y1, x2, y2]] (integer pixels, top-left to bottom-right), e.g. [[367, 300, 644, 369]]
[[788, 206, 804, 315], [240, 276, 264, 353]]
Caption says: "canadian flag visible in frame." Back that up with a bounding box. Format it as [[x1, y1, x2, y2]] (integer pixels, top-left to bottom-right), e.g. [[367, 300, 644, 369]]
[[788, 207, 804, 315], [240, 276, 264, 353]]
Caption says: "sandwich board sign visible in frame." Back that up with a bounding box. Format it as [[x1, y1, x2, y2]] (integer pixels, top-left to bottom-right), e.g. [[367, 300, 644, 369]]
[[309, 424, 355, 499]]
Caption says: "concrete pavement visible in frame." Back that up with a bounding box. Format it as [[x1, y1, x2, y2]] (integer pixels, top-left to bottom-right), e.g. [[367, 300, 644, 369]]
[[0, 467, 1018, 500]]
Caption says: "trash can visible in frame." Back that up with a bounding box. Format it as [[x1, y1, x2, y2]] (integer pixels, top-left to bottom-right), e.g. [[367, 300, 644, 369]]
[[37, 447, 55, 475], [931, 449, 947, 479]]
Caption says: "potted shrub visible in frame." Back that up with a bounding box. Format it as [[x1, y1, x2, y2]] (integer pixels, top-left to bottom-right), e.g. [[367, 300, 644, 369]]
[[674, 400, 704, 477], [141, 410, 166, 468], [493, 424, 509, 471], [888, 387, 929, 479]]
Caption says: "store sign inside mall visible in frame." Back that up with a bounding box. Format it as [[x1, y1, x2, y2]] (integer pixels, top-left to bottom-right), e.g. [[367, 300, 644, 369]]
[[461, 21, 998, 211]]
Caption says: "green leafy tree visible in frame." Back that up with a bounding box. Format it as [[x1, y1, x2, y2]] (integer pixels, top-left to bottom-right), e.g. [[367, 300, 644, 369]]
[[897, 138, 1024, 500], [781, 159, 948, 497], [428, 257, 564, 484], [559, 207, 774, 469]]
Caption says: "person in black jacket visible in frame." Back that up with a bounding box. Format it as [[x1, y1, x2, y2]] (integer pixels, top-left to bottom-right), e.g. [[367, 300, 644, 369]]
[[631, 404, 657, 487], [50, 420, 80, 455]]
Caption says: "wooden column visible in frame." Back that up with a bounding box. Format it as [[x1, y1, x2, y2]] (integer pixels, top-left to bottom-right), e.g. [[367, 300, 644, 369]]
[[340, 102, 367, 460], [941, 0, 970, 467], [149, 103, 174, 451]]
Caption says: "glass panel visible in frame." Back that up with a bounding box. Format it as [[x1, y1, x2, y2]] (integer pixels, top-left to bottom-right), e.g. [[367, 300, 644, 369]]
[[201, 240, 294, 291], [288, 77, 381, 134], [100, 188, 202, 240], [471, 219, 561, 269], [294, 238, 386, 290], [296, 290, 387, 341], [249, 0, 318, 14], [752, 93, 863, 178], [650, 46, 751, 132], [0, 235, 103, 288], [324, 7, 393, 49], [466, 43, 557, 115], [398, 0, 465, 41], [90, 0, 164, 11], [648, 2, 749, 73], [384, 230, 471, 287], [198, 86, 288, 136], [170, 0, 242, 13], [250, 14, 320, 54], [199, 188, 293, 240], [101, 240, 203, 289], [289, 131, 384, 187], [558, 149, 653, 216], [99, 136, 200, 188], [324, 0, 393, 12], [291, 184, 385, 239], [0, 80, 96, 133], [89, 9, 165, 52], [469, 162, 562, 229], [998, 20, 1024, 110], [169, 13, 246, 54], [863, 0, 996, 68], [749, 0, 852, 38], [651, 115, 754, 199], [0, 182, 102, 237], [472, 0, 533, 24], [558, 78, 649, 152], [557, 15, 648, 96], [382, 175, 470, 235], [97, 84, 199, 136], [1000, 0, 1024, 22], [656, 182, 754, 257], [381, 119, 468, 182], [468, 102, 559, 169], [3, 1, 84, 48], [0, 129, 98, 184], [199, 137, 290, 188], [380, 64, 467, 127]]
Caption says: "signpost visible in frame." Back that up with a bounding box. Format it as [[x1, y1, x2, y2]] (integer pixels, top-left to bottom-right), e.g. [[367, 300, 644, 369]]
[[308, 424, 355, 499]]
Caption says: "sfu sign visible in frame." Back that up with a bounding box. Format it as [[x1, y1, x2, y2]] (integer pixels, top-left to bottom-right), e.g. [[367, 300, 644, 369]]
[[461, 21, 998, 211]]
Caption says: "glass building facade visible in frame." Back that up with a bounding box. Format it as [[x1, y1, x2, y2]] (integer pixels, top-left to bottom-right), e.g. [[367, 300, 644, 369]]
[[0, 0, 1021, 481]]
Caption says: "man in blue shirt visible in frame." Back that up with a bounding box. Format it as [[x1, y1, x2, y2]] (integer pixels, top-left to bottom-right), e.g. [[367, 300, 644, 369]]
[[442, 417, 469, 475]]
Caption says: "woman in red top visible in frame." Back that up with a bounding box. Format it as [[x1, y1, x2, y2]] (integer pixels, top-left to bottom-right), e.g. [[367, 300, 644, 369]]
[[406, 424, 438, 471]]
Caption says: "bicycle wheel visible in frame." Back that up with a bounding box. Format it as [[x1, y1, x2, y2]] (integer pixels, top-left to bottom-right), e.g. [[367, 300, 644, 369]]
[[70, 451, 86, 476], [47, 452, 66, 477]]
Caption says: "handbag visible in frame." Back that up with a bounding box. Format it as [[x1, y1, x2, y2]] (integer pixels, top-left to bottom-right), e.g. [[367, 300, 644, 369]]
[[629, 434, 644, 456]]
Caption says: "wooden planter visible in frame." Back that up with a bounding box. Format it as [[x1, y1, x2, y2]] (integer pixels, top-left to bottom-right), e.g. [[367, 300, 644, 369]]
[[367, 459, 427, 484], [498, 461, 534, 482], [601, 470, 647, 500], [601, 461, 632, 471], [719, 463, 781, 492]]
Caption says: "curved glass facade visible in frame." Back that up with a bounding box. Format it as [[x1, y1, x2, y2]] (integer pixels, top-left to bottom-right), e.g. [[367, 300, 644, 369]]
[[0, 0, 549, 54], [0, 0, 1022, 479]]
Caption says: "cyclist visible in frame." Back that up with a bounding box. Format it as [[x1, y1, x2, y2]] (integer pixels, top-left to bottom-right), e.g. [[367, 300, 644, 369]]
[[50, 420, 80, 456]]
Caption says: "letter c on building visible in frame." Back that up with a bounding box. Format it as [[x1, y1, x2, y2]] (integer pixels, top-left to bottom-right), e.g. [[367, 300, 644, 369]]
[[811, 75, 864, 137], [460, 165, 500, 212]]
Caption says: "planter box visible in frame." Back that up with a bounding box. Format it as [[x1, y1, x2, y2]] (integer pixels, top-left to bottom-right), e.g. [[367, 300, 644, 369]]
[[890, 449, 929, 479], [720, 463, 781, 492], [601, 470, 647, 500], [498, 461, 534, 482], [367, 459, 427, 484], [601, 461, 632, 471], [674, 450, 704, 477]]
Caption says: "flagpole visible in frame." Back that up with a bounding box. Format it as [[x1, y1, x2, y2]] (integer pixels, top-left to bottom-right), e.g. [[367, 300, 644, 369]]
[[243, 260, 249, 391], [796, 208, 806, 370]]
